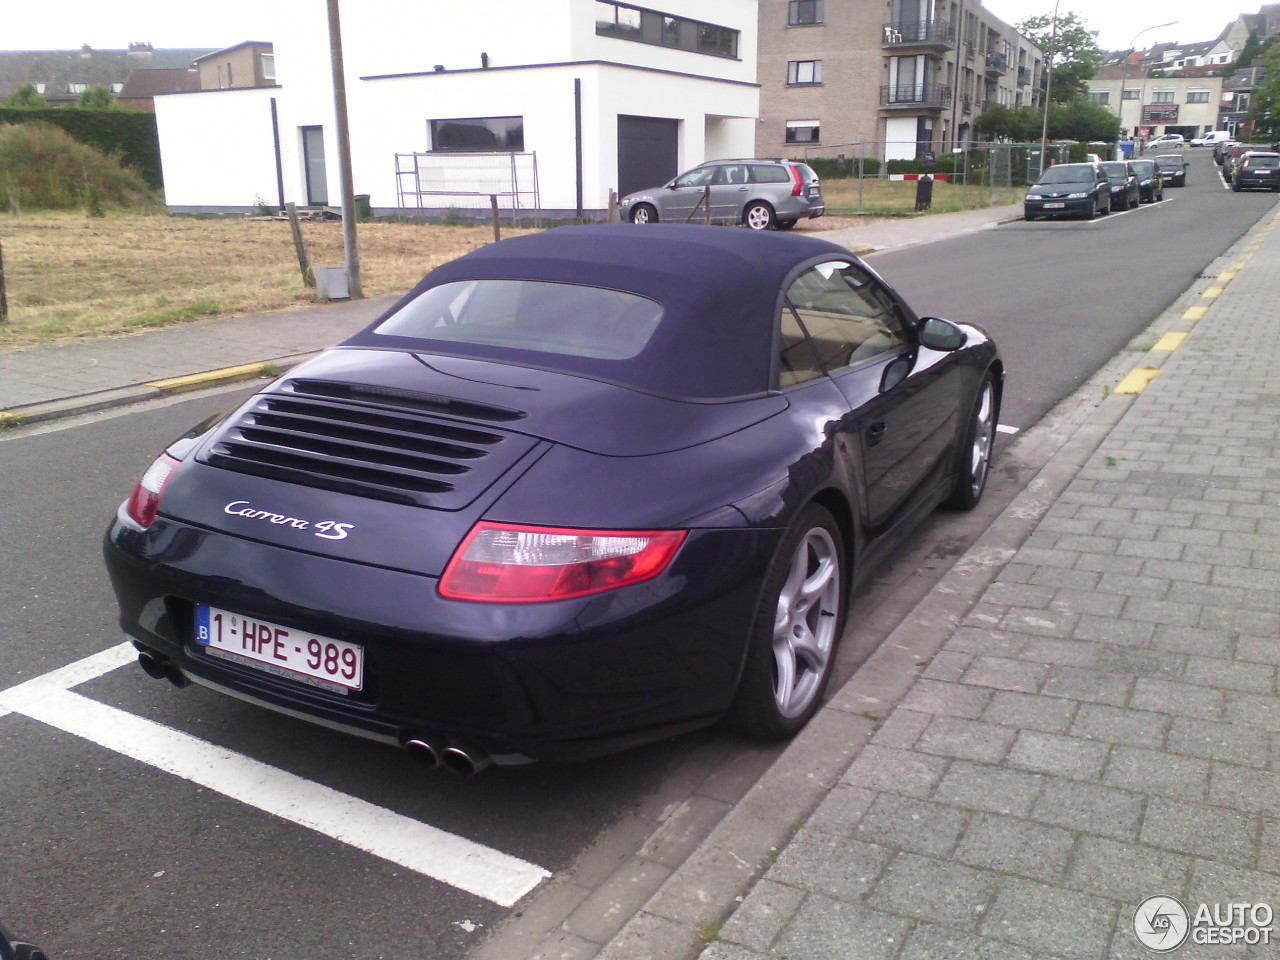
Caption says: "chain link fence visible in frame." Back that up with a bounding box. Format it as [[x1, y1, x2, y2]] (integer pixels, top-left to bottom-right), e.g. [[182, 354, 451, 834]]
[[394, 151, 542, 223]]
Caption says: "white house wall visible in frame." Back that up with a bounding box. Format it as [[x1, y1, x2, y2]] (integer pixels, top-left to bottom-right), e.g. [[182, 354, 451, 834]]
[[154, 88, 280, 210]]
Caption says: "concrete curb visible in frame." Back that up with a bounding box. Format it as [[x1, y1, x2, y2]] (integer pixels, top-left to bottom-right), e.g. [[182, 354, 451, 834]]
[[0, 353, 320, 428]]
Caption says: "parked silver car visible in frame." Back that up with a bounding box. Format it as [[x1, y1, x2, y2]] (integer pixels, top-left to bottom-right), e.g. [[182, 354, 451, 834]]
[[619, 159, 824, 230]]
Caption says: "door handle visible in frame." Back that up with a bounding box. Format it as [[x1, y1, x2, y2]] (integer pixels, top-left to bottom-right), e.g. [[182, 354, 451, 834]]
[[866, 421, 887, 446]]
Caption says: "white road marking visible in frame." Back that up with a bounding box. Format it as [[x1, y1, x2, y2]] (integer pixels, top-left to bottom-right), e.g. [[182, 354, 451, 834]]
[[0, 642, 550, 907], [996, 424, 1019, 435]]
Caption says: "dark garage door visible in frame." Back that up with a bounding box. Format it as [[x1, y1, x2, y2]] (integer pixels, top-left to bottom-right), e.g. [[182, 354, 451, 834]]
[[618, 115, 679, 198]]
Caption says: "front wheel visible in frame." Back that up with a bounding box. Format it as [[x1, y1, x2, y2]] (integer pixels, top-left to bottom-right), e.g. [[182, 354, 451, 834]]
[[743, 201, 776, 231], [944, 374, 997, 510], [630, 203, 658, 224], [726, 504, 845, 739]]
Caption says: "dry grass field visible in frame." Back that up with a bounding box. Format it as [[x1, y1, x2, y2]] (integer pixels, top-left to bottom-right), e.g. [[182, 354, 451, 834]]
[[820, 177, 1024, 215], [0, 214, 532, 348]]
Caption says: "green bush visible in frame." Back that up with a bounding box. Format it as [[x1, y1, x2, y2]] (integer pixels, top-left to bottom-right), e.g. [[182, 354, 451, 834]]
[[803, 156, 882, 179], [0, 121, 156, 211], [0, 106, 161, 187]]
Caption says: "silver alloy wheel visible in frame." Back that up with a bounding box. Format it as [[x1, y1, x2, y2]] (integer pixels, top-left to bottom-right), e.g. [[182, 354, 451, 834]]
[[631, 204, 656, 224], [771, 527, 841, 718], [744, 202, 774, 230], [966, 381, 995, 499]]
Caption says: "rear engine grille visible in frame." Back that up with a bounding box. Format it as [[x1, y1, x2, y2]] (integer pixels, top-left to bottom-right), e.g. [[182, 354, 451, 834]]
[[202, 391, 536, 508]]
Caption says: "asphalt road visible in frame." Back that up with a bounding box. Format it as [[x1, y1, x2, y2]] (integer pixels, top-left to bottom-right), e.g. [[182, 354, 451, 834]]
[[0, 145, 1273, 960]]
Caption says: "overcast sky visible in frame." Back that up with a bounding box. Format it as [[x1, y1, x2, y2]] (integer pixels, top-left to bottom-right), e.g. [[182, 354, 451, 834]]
[[0, 1, 1241, 55]]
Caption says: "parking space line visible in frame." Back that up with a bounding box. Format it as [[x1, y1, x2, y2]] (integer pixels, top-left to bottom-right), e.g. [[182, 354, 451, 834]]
[[0, 644, 551, 907], [996, 424, 1019, 435]]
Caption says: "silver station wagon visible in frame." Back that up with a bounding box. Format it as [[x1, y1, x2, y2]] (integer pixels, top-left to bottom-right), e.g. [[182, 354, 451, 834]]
[[619, 158, 825, 230]]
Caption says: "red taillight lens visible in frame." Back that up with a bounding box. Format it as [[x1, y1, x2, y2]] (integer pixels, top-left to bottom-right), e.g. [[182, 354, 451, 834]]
[[125, 452, 183, 528], [439, 522, 687, 602], [789, 165, 804, 197]]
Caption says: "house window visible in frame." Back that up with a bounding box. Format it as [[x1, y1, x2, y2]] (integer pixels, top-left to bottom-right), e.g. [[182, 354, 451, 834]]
[[1186, 90, 1210, 103], [1122, 88, 1140, 100], [261, 54, 276, 81], [67, 82, 87, 94], [787, 60, 823, 84], [595, 1, 738, 58], [111, 82, 124, 93], [785, 120, 820, 144], [1088, 90, 1110, 105], [788, 0, 823, 25], [1152, 90, 1175, 104], [34, 82, 45, 94], [429, 116, 525, 152], [1236, 92, 1251, 111]]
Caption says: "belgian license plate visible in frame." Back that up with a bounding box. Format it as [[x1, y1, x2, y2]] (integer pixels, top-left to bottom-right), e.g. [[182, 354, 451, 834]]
[[1044, 202, 1065, 209], [195, 604, 364, 692]]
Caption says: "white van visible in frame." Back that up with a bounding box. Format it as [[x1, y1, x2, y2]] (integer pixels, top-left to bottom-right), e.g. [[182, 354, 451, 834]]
[[1191, 131, 1232, 147]]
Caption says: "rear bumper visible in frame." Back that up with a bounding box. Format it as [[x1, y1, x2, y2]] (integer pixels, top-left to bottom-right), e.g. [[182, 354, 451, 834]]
[[104, 514, 778, 764]]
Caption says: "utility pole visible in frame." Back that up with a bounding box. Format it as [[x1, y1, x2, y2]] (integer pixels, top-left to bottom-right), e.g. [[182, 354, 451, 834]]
[[1037, 0, 1061, 176], [327, 0, 363, 299]]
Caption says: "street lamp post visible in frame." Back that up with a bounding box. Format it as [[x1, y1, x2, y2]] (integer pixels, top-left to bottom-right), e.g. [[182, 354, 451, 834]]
[[1037, 0, 1061, 175], [1122, 21, 1178, 140]]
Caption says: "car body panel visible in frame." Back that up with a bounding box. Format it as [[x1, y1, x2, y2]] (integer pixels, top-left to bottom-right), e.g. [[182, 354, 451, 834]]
[[1023, 162, 1110, 219], [1128, 159, 1164, 202], [1099, 160, 1141, 208], [1231, 151, 1280, 191], [1153, 154, 1187, 186], [618, 159, 824, 229]]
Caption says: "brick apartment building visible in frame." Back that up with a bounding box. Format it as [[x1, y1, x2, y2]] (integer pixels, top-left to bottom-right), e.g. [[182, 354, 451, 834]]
[[756, 0, 1042, 162]]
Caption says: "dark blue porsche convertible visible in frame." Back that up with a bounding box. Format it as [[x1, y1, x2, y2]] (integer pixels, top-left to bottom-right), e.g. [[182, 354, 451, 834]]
[[104, 224, 1001, 773]]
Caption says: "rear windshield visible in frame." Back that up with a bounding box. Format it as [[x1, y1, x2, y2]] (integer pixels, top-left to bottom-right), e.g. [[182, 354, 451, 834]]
[[1100, 162, 1129, 177], [372, 279, 664, 361], [1037, 165, 1095, 184]]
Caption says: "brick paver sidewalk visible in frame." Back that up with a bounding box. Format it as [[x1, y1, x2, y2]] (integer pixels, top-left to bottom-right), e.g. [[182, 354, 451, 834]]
[[698, 210, 1280, 959]]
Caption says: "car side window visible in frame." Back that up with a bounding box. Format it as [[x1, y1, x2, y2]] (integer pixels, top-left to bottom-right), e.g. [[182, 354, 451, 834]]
[[713, 164, 750, 185], [750, 164, 792, 184], [673, 167, 714, 188], [778, 306, 825, 387], [783, 261, 910, 374]]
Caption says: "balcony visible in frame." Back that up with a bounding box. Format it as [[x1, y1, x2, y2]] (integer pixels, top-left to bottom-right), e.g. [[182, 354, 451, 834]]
[[880, 81, 953, 110], [1017, 65, 1031, 85], [881, 19, 955, 50], [985, 52, 1009, 76]]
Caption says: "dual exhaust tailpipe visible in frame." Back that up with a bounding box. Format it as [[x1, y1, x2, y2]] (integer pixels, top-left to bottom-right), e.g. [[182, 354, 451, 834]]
[[136, 650, 191, 689], [403, 736, 493, 777], [135, 649, 492, 776]]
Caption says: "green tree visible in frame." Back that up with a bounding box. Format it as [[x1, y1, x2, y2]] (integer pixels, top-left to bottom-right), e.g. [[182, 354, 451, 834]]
[[77, 84, 117, 110], [976, 103, 1043, 141], [1246, 43, 1280, 139], [1018, 11, 1103, 102], [4, 82, 47, 109], [1049, 96, 1122, 141]]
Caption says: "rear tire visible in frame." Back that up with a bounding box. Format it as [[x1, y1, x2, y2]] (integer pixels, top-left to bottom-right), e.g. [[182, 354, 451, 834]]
[[726, 504, 845, 739], [743, 201, 776, 231], [630, 203, 658, 225], [944, 374, 997, 511]]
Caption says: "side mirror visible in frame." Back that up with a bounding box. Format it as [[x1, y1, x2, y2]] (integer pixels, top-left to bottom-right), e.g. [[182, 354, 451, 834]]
[[919, 317, 967, 351]]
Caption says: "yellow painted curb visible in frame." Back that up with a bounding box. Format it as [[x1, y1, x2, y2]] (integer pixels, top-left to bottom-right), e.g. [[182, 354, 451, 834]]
[[1182, 306, 1208, 321], [148, 363, 270, 395], [1114, 367, 1160, 394], [1218, 272, 1236, 282], [1152, 332, 1188, 351], [1202, 286, 1223, 299], [0, 411, 28, 428]]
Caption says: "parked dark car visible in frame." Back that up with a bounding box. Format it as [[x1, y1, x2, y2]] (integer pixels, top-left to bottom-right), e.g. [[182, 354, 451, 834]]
[[0, 921, 47, 960], [1099, 161, 1141, 209], [1024, 162, 1111, 220], [1214, 139, 1239, 165], [1153, 154, 1188, 187], [1128, 158, 1165, 202], [619, 158, 824, 230], [1231, 150, 1280, 191], [103, 225, 1002, 772], [1221, 143, 1263, 182]]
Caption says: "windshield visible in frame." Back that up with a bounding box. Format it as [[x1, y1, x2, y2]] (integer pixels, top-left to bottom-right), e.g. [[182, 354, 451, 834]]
[[1036, 166, 1095, 184], [1154, 158, 1182, 169], [1100, 162, 1129, 177], [1130, 161, 1156, 176], [374, 280, 663, 361]]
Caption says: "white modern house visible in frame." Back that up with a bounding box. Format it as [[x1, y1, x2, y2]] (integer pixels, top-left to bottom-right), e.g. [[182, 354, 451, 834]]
[[154, 0, 760, 218]]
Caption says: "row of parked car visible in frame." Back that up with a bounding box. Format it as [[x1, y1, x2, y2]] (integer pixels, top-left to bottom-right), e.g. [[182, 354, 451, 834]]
[[1213, 139, 1280, 192], [1023, 156, 1176, 221]]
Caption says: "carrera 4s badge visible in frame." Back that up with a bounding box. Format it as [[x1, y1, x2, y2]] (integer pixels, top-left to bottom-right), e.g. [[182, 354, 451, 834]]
[[223, 500, 355, 540]]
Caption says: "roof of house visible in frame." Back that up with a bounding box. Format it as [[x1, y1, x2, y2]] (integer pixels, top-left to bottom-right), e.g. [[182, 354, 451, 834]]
[[118, 67, 200, 99], [0, 45, 216, 101], [192, 42, 273, 64]]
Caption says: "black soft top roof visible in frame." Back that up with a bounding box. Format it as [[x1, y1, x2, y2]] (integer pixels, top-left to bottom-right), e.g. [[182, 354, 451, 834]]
[[346, 223, 855, 399]]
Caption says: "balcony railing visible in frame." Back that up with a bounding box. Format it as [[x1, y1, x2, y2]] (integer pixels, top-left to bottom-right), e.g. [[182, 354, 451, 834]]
[[881, 19, 956, 49], [879, 82, 953, 109], [985, 52, 1009, 75]]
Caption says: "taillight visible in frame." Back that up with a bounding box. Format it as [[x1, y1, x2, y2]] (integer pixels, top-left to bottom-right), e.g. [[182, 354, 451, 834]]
[[439, 521, 686, 602], [789, 165, 804, 196], [125, 452, 183, 528]]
